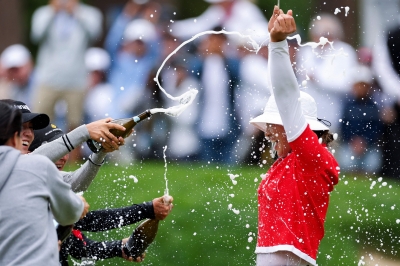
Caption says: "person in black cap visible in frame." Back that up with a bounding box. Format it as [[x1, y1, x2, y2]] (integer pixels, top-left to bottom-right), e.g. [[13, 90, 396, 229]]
[[28, 123, 64, 152], [0, 98, 130, 193], [0, 99, 50, 154], [2, 99, 126, 154], [0, 101, 87, 266], [7, 100, 50, 130], [29, 123, 173, 265]]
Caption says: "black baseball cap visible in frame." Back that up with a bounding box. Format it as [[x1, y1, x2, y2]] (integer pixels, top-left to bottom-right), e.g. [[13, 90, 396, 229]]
[[28, 123, 64, 152], [2, 100, 49, 130]]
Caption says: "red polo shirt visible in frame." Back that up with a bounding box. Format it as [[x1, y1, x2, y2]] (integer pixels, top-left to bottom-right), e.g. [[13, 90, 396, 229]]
[[256, 126, 339, 265]]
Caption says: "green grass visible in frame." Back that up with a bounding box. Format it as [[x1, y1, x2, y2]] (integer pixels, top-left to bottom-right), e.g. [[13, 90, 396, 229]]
[[65, 161, 400, 265]]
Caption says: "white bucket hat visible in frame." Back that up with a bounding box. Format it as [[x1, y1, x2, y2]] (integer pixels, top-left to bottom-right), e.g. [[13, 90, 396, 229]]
[[0, 44, 31, 69], [85, 47, 111, 72], [124, 19, 157, 43], [250, 91, 329, 132]]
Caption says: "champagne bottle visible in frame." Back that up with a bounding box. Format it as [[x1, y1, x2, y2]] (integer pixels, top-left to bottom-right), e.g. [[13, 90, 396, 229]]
[[86, 109, 153, 153], [122, 219, 159, 258], [122, 195, 172, 258]]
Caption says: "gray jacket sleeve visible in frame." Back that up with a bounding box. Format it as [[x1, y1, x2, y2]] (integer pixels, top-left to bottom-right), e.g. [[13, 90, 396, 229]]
[[44, 157, 84, 225], [61, 151, 107, 193], [33, 124, 106, 192], [32, 125, 89, 162]]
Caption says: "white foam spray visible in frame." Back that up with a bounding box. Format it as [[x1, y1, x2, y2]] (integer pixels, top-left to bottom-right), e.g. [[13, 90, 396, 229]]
[[163, 145, 169, 196], [151, 29, 266, 117]]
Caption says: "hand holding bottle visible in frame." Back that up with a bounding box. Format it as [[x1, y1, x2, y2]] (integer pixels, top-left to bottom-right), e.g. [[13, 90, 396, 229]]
[[85, 118, 127, 152], [86, 110, 152, 153], [153, 195, 173, 220], [122, 194, 173, 259]]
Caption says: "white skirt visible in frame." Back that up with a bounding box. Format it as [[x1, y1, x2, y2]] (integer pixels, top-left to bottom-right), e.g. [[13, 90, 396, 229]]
[[256, 251, 311, 266]]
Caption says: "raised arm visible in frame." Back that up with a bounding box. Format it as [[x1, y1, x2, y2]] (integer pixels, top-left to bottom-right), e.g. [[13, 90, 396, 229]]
[[74, 201, 154, 232], [32, 118, 126, 162], [31, 6, 55, 44], [104, 7, 132, 60], [268, 6, 307, 142], [74, 4, 102, 43], [32, 125, 89, 161], [74, 196, 173, 232]]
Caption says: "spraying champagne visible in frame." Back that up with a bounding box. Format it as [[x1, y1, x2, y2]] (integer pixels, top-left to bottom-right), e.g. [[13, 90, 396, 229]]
[[86, 89, 198, 154], [86, 109, 152, 153]]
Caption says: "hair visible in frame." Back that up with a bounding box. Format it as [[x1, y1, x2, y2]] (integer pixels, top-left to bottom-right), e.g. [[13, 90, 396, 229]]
[[0, 101, 22, 145], [314, 130, 334, 146]]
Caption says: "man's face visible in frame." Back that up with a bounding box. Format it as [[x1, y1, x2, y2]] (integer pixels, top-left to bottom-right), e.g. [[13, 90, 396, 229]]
[[123, 40, 147, 57], [21, 121, 34, 154], [4, 64, 31, 86]]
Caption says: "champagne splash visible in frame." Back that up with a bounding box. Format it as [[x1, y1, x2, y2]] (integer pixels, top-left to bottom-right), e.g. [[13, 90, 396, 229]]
[[287, 34, 348, 62], [152, 29, 268, 117], [150, 89, 198, 117], [151, 32, 340, 117], [287, 34, 334, 50], [163, 145, 169, 196]]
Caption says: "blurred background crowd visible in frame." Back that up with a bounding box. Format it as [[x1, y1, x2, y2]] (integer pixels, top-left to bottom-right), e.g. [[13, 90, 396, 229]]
[[2, 0, 400, 179]]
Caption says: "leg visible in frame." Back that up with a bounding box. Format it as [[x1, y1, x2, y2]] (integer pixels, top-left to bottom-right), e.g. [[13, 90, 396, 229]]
[[63, 89, 86, 131], [63, 88, 86, 161], [33, 84, 59, 122]]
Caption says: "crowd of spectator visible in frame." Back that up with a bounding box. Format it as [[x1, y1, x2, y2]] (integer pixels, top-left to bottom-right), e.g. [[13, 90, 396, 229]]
[[1, 0, 400, 179]]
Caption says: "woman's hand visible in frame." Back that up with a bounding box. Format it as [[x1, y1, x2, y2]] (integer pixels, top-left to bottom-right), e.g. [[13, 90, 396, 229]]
[[153, 196, 174, 220], [86, 118, 127, 152], [268, 6, 296, 43]]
